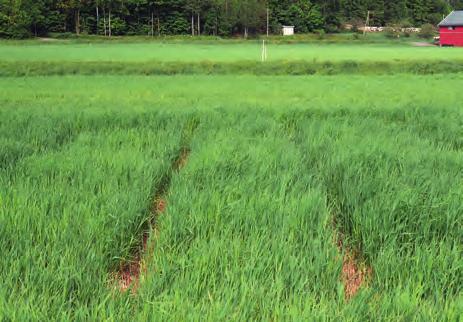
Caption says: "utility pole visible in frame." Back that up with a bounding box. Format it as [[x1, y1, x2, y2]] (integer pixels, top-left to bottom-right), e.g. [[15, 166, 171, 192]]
[[364, 10, 370, 36]]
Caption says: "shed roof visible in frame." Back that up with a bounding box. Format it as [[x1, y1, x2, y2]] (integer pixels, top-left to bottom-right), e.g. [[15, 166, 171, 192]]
[[439, 11, 463, 27]]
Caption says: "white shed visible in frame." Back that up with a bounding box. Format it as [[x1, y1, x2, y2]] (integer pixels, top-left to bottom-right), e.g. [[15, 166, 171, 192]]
[[282, 26, 295, 36]]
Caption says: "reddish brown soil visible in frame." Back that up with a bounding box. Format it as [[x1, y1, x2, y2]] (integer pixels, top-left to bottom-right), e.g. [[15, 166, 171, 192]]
[[335, 231, 372, 300], [117, 260, 143, 293], [341, 250, 372, 300], [174, 149, 190, 171], [156, 198, 167, 213]]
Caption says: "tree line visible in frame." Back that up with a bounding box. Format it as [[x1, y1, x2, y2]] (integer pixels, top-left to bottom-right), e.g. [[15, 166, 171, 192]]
[[1, 0, 462, 38]]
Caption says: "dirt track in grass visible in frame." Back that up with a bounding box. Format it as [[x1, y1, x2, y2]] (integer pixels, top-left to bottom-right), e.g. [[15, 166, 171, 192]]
[[114, 147, 191, 293]]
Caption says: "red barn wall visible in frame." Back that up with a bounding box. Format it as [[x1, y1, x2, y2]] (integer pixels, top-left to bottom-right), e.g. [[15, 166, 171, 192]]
[[440, 26, 463, 46]]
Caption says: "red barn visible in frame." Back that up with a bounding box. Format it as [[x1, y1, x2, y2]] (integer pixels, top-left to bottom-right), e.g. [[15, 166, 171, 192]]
[[439, 11, 463, 46]]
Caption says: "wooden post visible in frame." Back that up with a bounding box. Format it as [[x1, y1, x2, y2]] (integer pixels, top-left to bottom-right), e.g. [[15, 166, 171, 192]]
[[265, 40, 267, 61], [265, 41, 268, 61], [261, 40, 267, 62]]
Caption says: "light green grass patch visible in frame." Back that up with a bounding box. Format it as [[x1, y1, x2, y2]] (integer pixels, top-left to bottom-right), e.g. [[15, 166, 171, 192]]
[[1, 42, 462, 63]]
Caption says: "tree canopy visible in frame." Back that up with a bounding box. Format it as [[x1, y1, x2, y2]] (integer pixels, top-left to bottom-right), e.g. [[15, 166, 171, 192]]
[[0, 0, 459, 38]]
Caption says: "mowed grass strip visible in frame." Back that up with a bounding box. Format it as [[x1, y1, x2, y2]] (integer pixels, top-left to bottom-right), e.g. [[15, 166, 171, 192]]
[[1, 42, 463, 63]]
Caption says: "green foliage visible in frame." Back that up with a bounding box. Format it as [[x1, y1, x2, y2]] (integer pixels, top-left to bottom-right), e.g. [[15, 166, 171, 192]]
[[316, 29, 326, 39], [418, 23, 437, 39], [108, 16, 127, 36], [274, 0, 324, 33], [385, 24, 402, 38], [0, 0, 456, 38], [51, 31, 79, 39]]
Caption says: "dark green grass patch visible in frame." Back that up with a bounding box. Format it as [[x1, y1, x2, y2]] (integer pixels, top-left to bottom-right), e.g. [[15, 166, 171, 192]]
[[2, 59, 463, 76]]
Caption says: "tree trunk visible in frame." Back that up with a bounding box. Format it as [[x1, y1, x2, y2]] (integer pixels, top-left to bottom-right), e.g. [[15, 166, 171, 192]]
[[136, 6, 140, 26], [75, 8, 80, 35], [197, 12, 200, 36], [244, 26, 248, 38], [157, 18, 160, 36], [266, 8, 269, 37], [151, 11, 154, 37], [108, 9, 112, 37], [103, 8, 107, 36], [191, 14, 194, 36], [96, 6, 99, 35]]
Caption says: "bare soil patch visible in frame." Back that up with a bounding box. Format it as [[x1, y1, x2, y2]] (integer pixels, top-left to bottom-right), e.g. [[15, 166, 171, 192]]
[[411, 41, 435, 47], [38, 37, 63, 42], [336, 234, 372, 300], [341, 249, 372, 300]]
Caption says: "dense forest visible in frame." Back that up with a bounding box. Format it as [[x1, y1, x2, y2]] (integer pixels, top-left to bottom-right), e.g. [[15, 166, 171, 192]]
[[1, 0, 462, 38]]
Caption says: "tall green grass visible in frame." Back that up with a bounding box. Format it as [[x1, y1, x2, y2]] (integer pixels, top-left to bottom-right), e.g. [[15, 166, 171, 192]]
[[2, 59, 463, 76], [0, 75, 462, 320]]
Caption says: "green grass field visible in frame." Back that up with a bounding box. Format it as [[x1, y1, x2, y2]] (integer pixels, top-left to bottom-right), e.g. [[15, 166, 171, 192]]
[[1, 41, 462, 63], [1, 40, 462, 320], [2, 38, 463, 77]]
